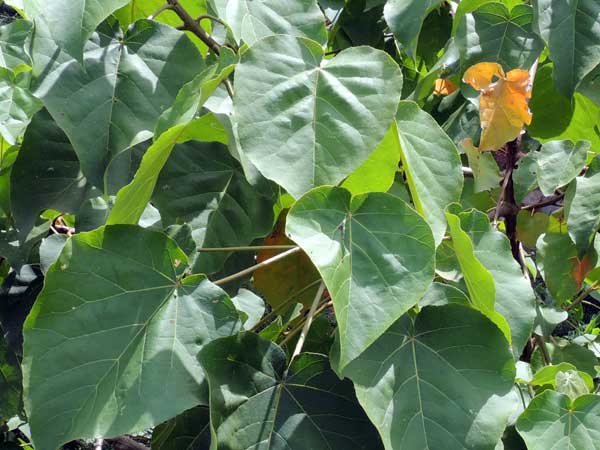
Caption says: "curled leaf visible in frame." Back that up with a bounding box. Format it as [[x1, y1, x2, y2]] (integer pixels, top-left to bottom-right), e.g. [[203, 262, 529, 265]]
[[463, 62, 532, 151]]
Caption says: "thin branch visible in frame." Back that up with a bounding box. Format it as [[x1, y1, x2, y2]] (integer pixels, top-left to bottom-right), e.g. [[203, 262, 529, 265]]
[[566, 282, 600, 312], [198, 245, 298, 252], [251, 279, 322, 332], [147, 4, 173, 20], [167, 0, 221, 55], [213, 247, 302, 286], [224, 79, 234, 98], [290, 282, 326, 360], [520, 193, 565, 211], [534, 334, 552, 365], [196, 14, 228, 28], [493, 164, 514, 227]]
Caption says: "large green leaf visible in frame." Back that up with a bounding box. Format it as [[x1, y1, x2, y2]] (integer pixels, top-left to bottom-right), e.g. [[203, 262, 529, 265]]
[[395, 101, 464, 245], [233, 35, 403, 199], [10, 110, 98, 237], [108, 114, 227, 226], [343, 304, 516, 450], [0, 68, 42, 145], [0, 19, 32, 70], [533, 0, 600, 97], [536, 232, 583, 302], [456, 3, 543, 70], [383, 0, 445, 60], [456, 209, 536, 357], [33, 20, 203, 189], [537, 140, 590, 196], [152, 406, 211, 450], [23, 0, 130, 63], [565, 170, 600, 254], [287, 187, 435, 372], [516, 391, 600, 450], [152, 140, 274, 274], [22, 225, 242, 450], [207, 0, 327, 46], [199, 332, 383, 450], [445, 210, 512, 344]]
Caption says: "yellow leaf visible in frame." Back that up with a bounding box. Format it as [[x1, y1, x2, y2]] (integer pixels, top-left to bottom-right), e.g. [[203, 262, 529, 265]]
[[433, 78, 458, 96], [463, 62, 532, 151]]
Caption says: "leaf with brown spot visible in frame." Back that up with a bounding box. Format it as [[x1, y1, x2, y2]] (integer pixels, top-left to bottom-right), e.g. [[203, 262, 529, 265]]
[[463, 62, 532, 151], [253, 211, 321, 309]]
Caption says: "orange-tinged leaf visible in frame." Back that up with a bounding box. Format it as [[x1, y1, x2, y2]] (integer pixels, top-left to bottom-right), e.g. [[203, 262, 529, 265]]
[[254, 211, 321, 309], [434, 78, 458, 96], [463, 62, 532, 151], [571, 254, 594, 290]]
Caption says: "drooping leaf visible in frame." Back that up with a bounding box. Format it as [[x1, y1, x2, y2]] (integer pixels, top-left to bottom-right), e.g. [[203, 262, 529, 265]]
[[0, 68, 42, 145], [23, 0, 130, 63], [22, 225, 242, 450], [207, 0, 327, 46], [343, 304, 516, 450], [537, 140, 590, 196], [152, 406, 211, 450], [533, 0, 600, 98], [33, 19, 203, 189], [456, 3, 543, 70], [151, 140, 274, 274], [253, 212, 321, 309], [462, 138, 502, 192], [445, 209, 512, 343], [10, 110, 97, 237], [108, 114, 227, 226], [456, 209, 536, 357], [565, 169, 600, 254], [199, 332, 383, 450], [395, 101, 464, 245], [383, 0, 445, 60], [516, 391, 600, 450], [0, 19, 31, 70], [287, 187, 435, 372], [463, 62, 532, 151], [233, 34, 403, 199]]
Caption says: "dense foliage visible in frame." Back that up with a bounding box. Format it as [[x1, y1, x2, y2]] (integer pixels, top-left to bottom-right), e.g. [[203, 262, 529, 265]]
[[1, 0, 600, 449]]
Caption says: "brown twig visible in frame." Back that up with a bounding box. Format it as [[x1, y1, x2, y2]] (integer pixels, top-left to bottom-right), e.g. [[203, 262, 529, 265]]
[[166, 0, 222, 55], [520, 193, 565, 211]]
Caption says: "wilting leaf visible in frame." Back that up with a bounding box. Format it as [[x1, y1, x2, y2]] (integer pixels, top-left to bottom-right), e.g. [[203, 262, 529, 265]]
[[463, 62, 532, 151], [287, 187, 435, 372], [233, 35, 403, 199], [516, 390, 600, 450], [254, 212, 320, 309], [200, 332, 383, 450], [343, 304, 516, 450], [22, 225, 242, 450]]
